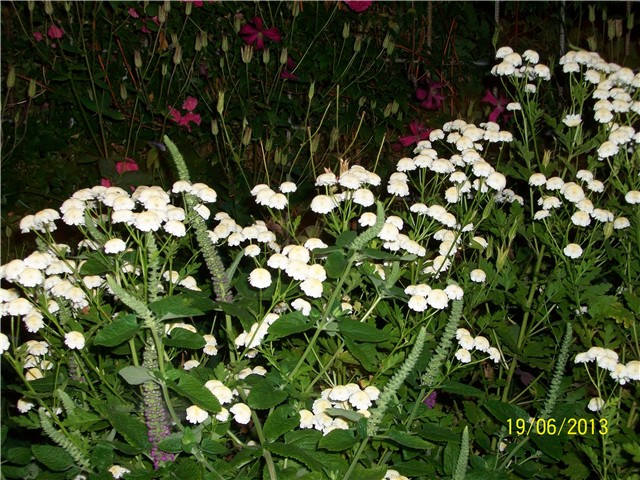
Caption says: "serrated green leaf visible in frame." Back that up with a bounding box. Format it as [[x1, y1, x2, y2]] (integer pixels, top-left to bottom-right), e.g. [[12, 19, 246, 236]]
[[79, 255, 112, 275], [318, 429, 357, 451], [325, 251, 348, 279], [340, 319, 385, 342], [335, 231, 357, 248], [157, 434, 183, 453], [94, 315, 140, 347], [6, 447, 32, 465], [163, 328, 206, 349], [90, 442, 114, 471], [344, 337, 379, 371], [166, 374, 221, 413], [102, 406, 150, 451], [325, 408, 363, 423], [267, 312, 312, 341], [483, 399, 529, 426], [350, 466, 386, 480], [440, 381, 486, 398], [201, 439, 227, 455], [419, 424, 460, 443], [149, 292, 215, 321], [267, 442, 324, 472], [385, 430, 434, 450], [32, 445, 74, 471], [119, 366, 155, 385], [263, 406, 300, 442], [175, 458, 203, 480], [65, 409, 102, 431], [247, 378, 288, 409]]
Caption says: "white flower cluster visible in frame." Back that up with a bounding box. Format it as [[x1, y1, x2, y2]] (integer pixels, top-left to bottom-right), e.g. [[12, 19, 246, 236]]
[[250, 182, 297, 210], [310, 165, 381, 214], [235, 312, 280, 354], [454, 328, 502, 364], [405, 283, 463, 312], [492, 47, 551, 81], [575, 347, 640, 385], [299, 383, 380, 435]]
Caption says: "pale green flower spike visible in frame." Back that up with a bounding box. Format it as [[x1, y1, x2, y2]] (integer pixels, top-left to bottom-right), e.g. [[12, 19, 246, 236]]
[[163, 135, 232, 302], [367, 326, 427, 437], [106, 276, 157, 329], [453, 426, 469, 480], [422, 299, 464, 387], [38, 408, 92, 471], [350, 201, 385, 252], [145, 232, 162, 303], [539, 322, 573, 419]]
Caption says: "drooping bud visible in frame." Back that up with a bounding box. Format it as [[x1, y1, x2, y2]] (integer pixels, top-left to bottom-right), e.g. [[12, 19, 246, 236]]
[[221, 35, 229, 52], [28, 78, 36, 98], [342, 22, 350, 39], [120, 83, 127, 100], [173, 44, 182, 65], [6, 66, 15, 89], [216, 91, 225, 115], [44, 0, 53, 15], [211, 119, 219, 135], [308, 81, 315, 100], [262, 48, 270, 65], [134, 50, 142, 69], [279, 47, 288, 65], [241, 44, 254, 64], [354, 35, 362, 53], [241, 126, 252, 146], [185, 1, 192, 15]]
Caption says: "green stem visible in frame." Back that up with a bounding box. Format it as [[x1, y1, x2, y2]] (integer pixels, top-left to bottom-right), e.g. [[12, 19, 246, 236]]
[[343, 438, 370, 480]]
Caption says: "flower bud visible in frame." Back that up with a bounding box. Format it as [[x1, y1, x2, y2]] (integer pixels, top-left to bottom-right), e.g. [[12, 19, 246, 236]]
[[234, 15, 242, 33], [195, 32, 203, 51], [200, 31, 208, 49], [173, 44, 182, 65], [391, 100, 399, 114], [27, 0, 34, 12], [6, 66, 15, 89], [279, 47, 288, 65], [171, 32, 178, 45], [588, 5, 596, 23], [242, 126, 252, 146], [185, 1, 192, 15], [614, 19, 623, 38], [216, 91, 225, 115], [627, 13, 635, 31], [211, 119, 219, 135], [27, 78, 36, 98], [370, 99, 376, 110], [607, 19, 615, 41], [342, 22, 350, 39], [603, 221, 613, 239], [265, 137, 273, 152], [262, 48, 270, 64], [64, 1, 71, 12], [221, 35, 229, 52], [158, 5, 167, 23], [542, 149, 551, 168], [587, 35, 597, 52], [291, 1, 299, 17], [241, 44, 254, 64], [120, 83, 127, 100], [354, 35, 362, 53], [601, 7, 607, 22], [134, 50, 142, 69], [44, 0, 53, 15], [308, 81, 315, 100], [384, 35, 395, 55], [162, 63, 168, 76], [358, 96, 366, 107], [310, 135, 319, 154], [496, 246, 510, 271], [383, 103, 392, 118], [329, 127, 339, 150], [219, 57, 225, 69], [163, 0, 170, 12]]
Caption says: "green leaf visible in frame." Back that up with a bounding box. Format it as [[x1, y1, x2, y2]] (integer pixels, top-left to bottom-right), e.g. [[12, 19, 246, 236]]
[[483, 400, 529, 426], [419, 424, 460, 443], [175, 458, 203, 480], [440, 381, 486, 398], [65, 409, 102, 431], [385, 430, 434, 450], [350, 466, 386, 480], [163, 328, 206, 349], [200, 439, 227, 455], [318, 429, 357, 451], [263, 406, 300, 442], [119, 366, 155, 385], [6, 447, 32, 465], [336, 231, 358, 248], [94, 315, 140, 347], [169, 373, 221, 412], [79, 255, 112, 275], [32, 445, 74, 471], [149, 292, 216, 321], [325, 251, 348, 279], [103, 408, 150, 451], [267, 312, 312, 341], [90, 443, 114, 471], [267, 442, 324, 472], [343, 337, 379, 371], [157, 434, 183, 453], [325, 408, 364, 423], [247, 378, 288, 409], [339, 319, 386, 342]]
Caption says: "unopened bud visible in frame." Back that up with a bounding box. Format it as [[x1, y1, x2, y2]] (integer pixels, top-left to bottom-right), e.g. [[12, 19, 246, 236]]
[[385, 36, 395, 55], [329, 127, 339, 150], [241, 44, 254, 64], [27, 0, 34, 12], [28, 78, 36, 98], [542, 149, 551, 168], [587, 35, 597, 52], [242, 126, 252, 146], [120, 83, 127, 100], [163, 0, 170, 12], [217, 91, 225, 115], [391, 100, 399, 114], [221, 35, 229, 52], [262, 48, 270, 65], [358, 96, 366, 107], [603, 221, 614, 239], [265, 137, 273, 152], [173, 44, 182, 65], [607, 19, 615, 41], [171, 32, 178, 45], [496, 246, 510, 271], [601, 7, 607, 22], [588, 5, 596, 23], [342, 22, 350, 39], [162, 63, 168, 76], [185, 1, 192, 15], [280, 47, 288, 65], [6, 66, 15, 89], [614, 19, 623, 38], [64, 1, 70, 12], [44, 0, 53, 15], [310, 135, 319, 154], [234, 15, 242, 33], [211, 119, 219, 135], [200, 31, 208, 49], [195, 32, 203, 51], [628, 13, 635, 31], [308, 81, 315, 100], [134, 50, 142, 69], [291, 0, 299, 17], [370, 99, 376, 110], [158, 5, 166, 23], [354, 35, 362, 53], [383, 103, 392, 118]]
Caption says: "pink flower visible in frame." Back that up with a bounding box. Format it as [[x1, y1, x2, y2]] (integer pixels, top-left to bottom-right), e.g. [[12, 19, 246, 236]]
[[168, 104, 201, 132], [116, 158, 140, 174], [239, 17, 281, 50], [416, 80, 445, 110], [281, 57, 298, 81], [182, 0, 204, 5], [399, 120, 432, 147], [101, 178, 112, 188], [128, 7, 139, 18], [345, 0, 373, 12], [179, 112, 201, 132], [182, 96, 198, 112], [47, 24, 64, 40], [168, 106, 183, 123], [33, 31, 44, 42], [482, 89, 512, 123]]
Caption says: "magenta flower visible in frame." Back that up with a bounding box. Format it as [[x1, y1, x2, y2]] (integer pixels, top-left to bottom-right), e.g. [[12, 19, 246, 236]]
[[482, 89, 512, 123], [47, 24, 64, 40], [423, 391, 437, 409], [281, 57, 298, 81], [183, 0, 204, 6], [33, 31, 44, 42], [345, 0, 373, 12], [182, 96, 198, 112], [239, 17, 281, 51], [416, 80, 446, 110], [115, 158, 139, 175], [399, 120, 432, 147], [128, 7, 139, 18]]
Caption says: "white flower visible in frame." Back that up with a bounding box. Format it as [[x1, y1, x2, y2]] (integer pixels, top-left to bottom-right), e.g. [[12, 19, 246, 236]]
[[495, 46, 513, 59], [587, 397, 604, 412], [506, 102, 521, 111], [408, 295, 428, 312], [625, 190, 640, 204], [591, 208, 613, 222], [203, 335, 218, 355], [613, 217, 630, 229], [571, 211, 591, 227], [597, 141, 619, 159], [23, 312, 45, 333], [315, 172, 337, 186], [455, 348, 472, 363], [426, 289, 449, 309], [353, 188, 375, 207], [183, 360, 200, 370], [387, 180, 409, 197], [17, 398, 35, 413], [230, 403, 252, 424], [359, 212, 377, 227], [458, 334, 475, 350], [266, 193, 288, 210], [488, 347, 502, 363], [562, 114, 582, 127], [338, 172, 362, 190], [164, 220, 186, 237], [396, 157, 416, 172], [533, 64, 551, 80], [292, 298, 312, 316], [310, 195, 339, 214], [134, 211, 162, 232], [473, 336, 491, 352], [586, 180, 604, 193], [563, 243, 583, 259], [594, 109, 613, 124], [534, 210, 551, 220], [561, 183, 585, 203], [470, 269, 486, 282], [472, 161, 494, 178], [17, 268, 44, 287], [186, 405, 209, 424], [193, 204, 211, 220], [108, 465, 131, 479], [523, 49, 539, 64], [279, 182, 297, 193], [285, 245, 311, 263], [172, 180, 192, 194], [541, 196, 562, 210], [625, 361, 640, 380], [486, 172, 506, 191], [304, 238, 328, 250], [64, 331, 86, 350], [349, 390, 372, 410], [470, 236, 488, 249], [300, 278, 323, 298], [285, 260, 309, 281], [576, 170, 594, 182], [249, 268, 272, 289], [546, 177, 564, 190], [0, 333, 10, 354], [528, 173, 546, 186], [104, 238, 127, 254]]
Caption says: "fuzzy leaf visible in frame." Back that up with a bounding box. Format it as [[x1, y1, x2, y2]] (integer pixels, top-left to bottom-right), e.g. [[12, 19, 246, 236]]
[[267, 312, 312, 341], [247, 378, 288, 409], [263, 406, 300, 442], [169, 374, 221, 413], [484, 399, 529, 426], [267, 442, 324, 472], [325, 251, 348, 279], [350, 466, 386, 480], [339, 319, 386, 342], [94, 315, 140, 347], [440, 381, 486, 398], [318, 429, 358, 451], [386, 430, 434, 450], [31, 445, 74, 471], [163, 328, 207, 349], [118, 366, 155, 385], [149, 292, 215, 321]]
